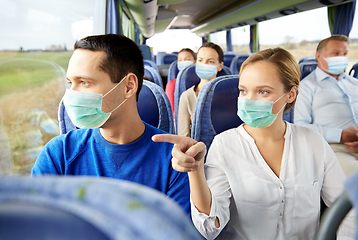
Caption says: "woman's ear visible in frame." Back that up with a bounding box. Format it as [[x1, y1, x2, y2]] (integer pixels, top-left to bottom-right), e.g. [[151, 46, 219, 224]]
[[124, 73, 138, 99], [218, 62, 224, 72], [287, 86, 297, 103]]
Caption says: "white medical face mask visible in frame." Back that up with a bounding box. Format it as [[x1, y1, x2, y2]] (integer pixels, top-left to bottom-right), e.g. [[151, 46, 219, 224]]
[[64, 75, 127, 129], [323, 56, 349, 75]]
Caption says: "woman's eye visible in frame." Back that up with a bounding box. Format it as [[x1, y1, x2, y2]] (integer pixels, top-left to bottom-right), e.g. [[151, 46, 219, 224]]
[[239, 89, 246, 94], [259, 90, 268, 94], [82, 81, 89, 86]]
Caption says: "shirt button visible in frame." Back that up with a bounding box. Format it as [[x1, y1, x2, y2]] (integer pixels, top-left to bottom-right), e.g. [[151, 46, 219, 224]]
[[281, 200, 284, 203], [279, 186, 282, 189], [280, 213, 282, 216]]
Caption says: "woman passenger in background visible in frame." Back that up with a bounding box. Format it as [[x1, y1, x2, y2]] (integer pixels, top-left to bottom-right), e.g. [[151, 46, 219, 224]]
[[177, 43, 223, 137], [165, 48, 196, 116]]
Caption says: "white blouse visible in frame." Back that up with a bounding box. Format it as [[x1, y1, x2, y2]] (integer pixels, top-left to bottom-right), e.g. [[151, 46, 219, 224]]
[[191, 123, 355, 240]]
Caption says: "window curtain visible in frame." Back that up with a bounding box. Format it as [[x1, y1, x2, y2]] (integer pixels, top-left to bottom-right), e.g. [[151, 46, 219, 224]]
[[249, 24, 259, 53], [107, 0, 121, 34], [226, 30, 233, 52], [328, 1, 356, 36]]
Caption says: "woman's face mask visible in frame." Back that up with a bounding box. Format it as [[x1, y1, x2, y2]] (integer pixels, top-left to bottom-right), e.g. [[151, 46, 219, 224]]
[[195, 63, 218, 80], [237, 94, 286, 128], [64, 75, 127, 129], [178, 60, 194, 71]]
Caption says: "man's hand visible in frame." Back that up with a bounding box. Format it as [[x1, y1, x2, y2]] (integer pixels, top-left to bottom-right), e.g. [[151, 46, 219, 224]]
[[152, 134, 207, 172], [341, 126, 358, 143]]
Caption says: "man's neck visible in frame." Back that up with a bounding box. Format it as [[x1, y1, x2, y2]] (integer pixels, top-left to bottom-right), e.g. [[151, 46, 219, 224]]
[[99, 112, 145, 145]]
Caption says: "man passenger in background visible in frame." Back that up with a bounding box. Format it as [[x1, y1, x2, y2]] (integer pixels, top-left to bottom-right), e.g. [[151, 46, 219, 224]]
[[294, 35, 358, 176], [31, 34, 191, 215]]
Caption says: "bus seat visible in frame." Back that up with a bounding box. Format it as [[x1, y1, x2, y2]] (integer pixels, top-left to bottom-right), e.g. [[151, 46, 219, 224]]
[[58, 81, 174, 134], [174, 65, 233, 131], [0, 176, 202, 240], [167, 60, 179, 84], [298, 56, 316, 64], [144, 65, 164, 88], [138, 44, 153, 61], [299, 61, 318, 80], [316, 170, 358, 240], [58, 100, 78, 134], [349, 62, 358, 78], [223, 52, 238, 67], [229, 54, 250, 75], [191, 75, 242, 151], [143, 60, 159, 73], [162, 54, 177, 65], [137, 80, 175, 134]]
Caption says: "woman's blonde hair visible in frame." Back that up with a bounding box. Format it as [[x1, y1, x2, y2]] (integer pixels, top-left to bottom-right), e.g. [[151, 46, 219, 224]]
[[240, 48, 300, 110]]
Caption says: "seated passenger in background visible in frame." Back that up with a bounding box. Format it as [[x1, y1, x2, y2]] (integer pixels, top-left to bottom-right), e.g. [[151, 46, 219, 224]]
[[177, 43, 223, 137], [165, 48, 196, 115], [153, 48, 355, 239], [294, 35, 358, 177], [31, 34, 191, 216]]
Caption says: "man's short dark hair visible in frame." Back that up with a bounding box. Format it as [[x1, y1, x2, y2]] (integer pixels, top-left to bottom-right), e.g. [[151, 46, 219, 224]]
[[74, 34, 144, 100]]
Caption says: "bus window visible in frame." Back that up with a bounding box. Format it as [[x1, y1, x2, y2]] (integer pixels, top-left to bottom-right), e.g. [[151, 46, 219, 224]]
[[0, 0, 105, 175], [209, 30, 227, 52], [231, 26, 251, 53]]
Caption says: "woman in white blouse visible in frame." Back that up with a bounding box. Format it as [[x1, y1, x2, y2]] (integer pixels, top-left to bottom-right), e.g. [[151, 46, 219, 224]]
[[153, 48, 354, 240]]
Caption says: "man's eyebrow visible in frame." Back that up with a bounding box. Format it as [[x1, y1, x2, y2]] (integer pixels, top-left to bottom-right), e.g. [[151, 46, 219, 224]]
[[66, 76, 96, 81]]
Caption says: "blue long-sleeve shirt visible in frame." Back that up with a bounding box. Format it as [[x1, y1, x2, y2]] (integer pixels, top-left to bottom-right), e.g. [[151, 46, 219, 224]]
[[32, 122, 191, 215], [294, 67, 358, 143]]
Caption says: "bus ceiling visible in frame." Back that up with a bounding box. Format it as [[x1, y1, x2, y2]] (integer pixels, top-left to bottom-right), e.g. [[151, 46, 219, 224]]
[[120, 0, 355, 38]]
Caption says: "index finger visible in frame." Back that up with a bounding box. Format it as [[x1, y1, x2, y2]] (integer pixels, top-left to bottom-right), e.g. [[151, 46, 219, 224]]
[[152, 134, 184, 144]]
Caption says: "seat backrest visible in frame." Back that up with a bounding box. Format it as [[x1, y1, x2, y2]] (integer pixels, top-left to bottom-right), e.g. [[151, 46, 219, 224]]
[[138, 44, 153, 61], [59, 81, 174, 134], [0, 176, 202, 240], [299, 62, 318, 80], [223, 52, 238, 67], [348, 62, 358, 78], [167, 60, 179, 83], [137, 80, 175, 134], [174, 65, 232, 130], [143, 60, 159, 73], [315, 190, 353, 240], [191, 75, 242, 150], [298, 56, 316, 64], [162, 54, 177, 65], [144, 65, 163, 88], [58, 100, 78, 134], [229, 54, 250, 75]]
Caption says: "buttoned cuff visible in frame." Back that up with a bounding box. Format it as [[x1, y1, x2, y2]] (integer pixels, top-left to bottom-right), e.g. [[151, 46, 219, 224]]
[[326, 128, 343, 143]]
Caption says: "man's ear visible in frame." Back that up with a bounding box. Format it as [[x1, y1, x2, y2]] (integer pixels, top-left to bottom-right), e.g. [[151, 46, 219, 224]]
[[124, 73, 138, 99]]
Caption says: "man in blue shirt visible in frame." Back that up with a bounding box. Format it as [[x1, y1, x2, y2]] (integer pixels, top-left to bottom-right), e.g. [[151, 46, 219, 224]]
[[295, 35, 358, 176], [31, 34, 190, 215]]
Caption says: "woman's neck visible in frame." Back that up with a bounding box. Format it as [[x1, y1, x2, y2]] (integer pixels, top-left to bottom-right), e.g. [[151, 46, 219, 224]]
[[243, 119, 286, 143]]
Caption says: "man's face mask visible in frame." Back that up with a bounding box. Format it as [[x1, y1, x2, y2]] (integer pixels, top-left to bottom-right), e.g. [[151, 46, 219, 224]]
[[64, 75, 127, 129], [323, 56, 349, 75], [195, 63, 218, 80], [237, 94, 286, 128]]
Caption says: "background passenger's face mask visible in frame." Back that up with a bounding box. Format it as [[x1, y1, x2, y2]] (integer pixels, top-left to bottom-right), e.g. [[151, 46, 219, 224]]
[[237, 94, 286, 128], [195, 63, 218, 80], [324, 56, 349, 75], [64, 76, 127, 129], [178, 60, 194, 71]]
